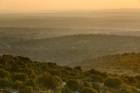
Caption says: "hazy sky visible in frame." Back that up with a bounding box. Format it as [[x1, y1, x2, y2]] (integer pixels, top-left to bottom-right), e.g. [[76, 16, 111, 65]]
[[0, 0, 140, 12]]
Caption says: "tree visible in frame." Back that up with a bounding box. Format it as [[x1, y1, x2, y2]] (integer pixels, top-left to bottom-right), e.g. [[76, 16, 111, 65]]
[[39, 73, 62, 90]]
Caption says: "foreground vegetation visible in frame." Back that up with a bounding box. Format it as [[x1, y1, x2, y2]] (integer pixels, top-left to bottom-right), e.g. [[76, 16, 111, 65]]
[[0, 55, 140, 93]]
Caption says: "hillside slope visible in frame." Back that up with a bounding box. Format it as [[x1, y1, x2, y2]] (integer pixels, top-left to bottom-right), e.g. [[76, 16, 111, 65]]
[[1, 34, 140, 65], [82, 53, 140, 75], [0, 55, 140, 93]]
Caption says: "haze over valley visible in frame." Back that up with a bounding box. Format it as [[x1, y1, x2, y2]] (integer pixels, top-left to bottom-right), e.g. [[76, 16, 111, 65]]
[[1, 10, 140, 39], [1, 10, 140, 75]]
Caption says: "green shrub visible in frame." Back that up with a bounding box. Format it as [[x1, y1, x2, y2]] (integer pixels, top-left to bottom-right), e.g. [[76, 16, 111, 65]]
[[19, 86, 33, 93], [0, 78, 13, 88], [62, 86, 73, 93], [12, 80, 23, 89], [0, 68, 10, 78], [66, 79, 81, 91], [91, 75, 104, 83], [13, 73, 28, 81], [80, 87, 97, 93], [104, 78, 122, 88], [39, 73, 62, 90]]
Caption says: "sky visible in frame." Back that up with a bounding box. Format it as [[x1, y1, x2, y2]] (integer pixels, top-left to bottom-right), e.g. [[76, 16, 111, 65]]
[[0, 0, 140, 13]]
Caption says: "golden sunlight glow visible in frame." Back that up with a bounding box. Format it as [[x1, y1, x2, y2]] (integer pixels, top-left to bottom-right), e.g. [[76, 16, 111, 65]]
[[0, 0, 140, 12]]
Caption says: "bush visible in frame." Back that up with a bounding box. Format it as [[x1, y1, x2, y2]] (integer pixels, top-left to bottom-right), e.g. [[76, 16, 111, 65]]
[[91, 75, 104, 83], [19, 86, 33, 93], [12, 80, 23, 89], [62, 86, 73, 93], [13, 73, 28, 81], [0, 68, 10, 78], [104, 78, 122, 88], [83, 81, 93, 88], [25, 79, 37, 87], [39, 73, 62, 90], [74, 66, 82, 71], [80, 87, 97, 93], [66, 79, 81, 91], [0, 78, 13, 88]]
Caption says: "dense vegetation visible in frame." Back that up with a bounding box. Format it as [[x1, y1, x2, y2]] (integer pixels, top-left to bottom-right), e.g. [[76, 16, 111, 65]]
[[0, 55, 140, 93], [82, 53, 140, 75]]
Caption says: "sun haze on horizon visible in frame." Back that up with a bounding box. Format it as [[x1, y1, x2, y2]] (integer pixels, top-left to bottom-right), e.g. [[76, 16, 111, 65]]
[[0, 0, 140, 13]]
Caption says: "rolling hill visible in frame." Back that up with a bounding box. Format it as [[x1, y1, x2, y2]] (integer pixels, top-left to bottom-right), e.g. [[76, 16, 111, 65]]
[[1, 34, 140, 65], [82, 53, 140, 75]]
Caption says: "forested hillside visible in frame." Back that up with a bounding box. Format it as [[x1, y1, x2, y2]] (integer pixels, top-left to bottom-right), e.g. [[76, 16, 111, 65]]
[[0, 55, 140, 93], [82, 53, 140, 75]]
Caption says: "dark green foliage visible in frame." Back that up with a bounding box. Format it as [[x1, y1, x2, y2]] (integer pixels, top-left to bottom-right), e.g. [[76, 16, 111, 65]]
[[91, 74, 104, 83], [83, 81, 93, 88], [87, 69, 107, 79], [0, 68, 10, 78], [39, 73, 62, 90], [13, 73, 28, 81], [0, 78, 13, 88], [104, 78, 122, 88], [25, 79, 37, 87], [62, 86, 73, 93], [80, 87, 97, 93], [12, 80, 24, 89], [19, 86, 33, 93], [0, 54, 139, 93], [74, 66, 82, 71], [66, 79, 81, 91]]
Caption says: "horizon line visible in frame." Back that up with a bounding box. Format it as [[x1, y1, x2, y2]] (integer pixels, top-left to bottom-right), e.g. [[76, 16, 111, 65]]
[[0, 8, 140, 14]]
